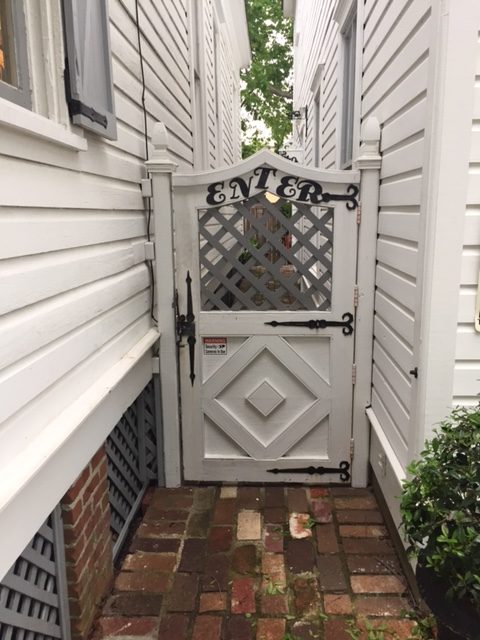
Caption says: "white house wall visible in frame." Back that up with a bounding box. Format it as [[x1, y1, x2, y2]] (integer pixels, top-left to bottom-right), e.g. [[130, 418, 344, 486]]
[[290, 0, 480, 525], [292, 0, 432, 472], [292, 0, 338, 169], [365, 0, 433, 471], [0, 0, 247, 580], [454, 33, 480, 406], [198, 0, 243, 169], [0, 0, 192, 463]]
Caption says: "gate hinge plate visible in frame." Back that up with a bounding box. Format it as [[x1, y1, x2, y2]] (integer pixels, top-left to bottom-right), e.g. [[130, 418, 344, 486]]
[[350, 437, 355, 460], [353, 285, 359, 308], [152, 356, 160, 374], [356, 202, 361, 225], [352, 363, 357, 385]]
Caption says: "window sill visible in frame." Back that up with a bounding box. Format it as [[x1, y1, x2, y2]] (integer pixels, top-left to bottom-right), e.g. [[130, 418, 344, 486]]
[[0, 98, 88, 151]]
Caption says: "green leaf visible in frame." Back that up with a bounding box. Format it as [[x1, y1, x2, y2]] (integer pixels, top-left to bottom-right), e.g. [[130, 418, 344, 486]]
[[241, 0, 293, 153]]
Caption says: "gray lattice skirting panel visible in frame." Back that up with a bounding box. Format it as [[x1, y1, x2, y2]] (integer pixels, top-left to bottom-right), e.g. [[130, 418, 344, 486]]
[[106, 378, 162, 560], [0, 509, 71, 640]]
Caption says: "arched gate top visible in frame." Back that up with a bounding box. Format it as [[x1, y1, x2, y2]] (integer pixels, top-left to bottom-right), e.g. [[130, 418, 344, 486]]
[[173, 149, 360, 210]]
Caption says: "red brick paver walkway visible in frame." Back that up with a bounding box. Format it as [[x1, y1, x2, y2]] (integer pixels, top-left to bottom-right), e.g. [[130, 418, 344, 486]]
[[94, 486, 428, 640]]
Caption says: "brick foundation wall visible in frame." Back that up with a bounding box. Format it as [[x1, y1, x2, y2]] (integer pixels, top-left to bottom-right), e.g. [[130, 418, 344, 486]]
[[61, 446, 114, 640]]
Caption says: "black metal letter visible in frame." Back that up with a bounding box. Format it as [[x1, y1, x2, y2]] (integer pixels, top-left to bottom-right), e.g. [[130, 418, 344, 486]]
[[229, 176, 253, 200], [254, 167, 277, 190], [206, 181, 226, 205], [276, 175, 298, 198]]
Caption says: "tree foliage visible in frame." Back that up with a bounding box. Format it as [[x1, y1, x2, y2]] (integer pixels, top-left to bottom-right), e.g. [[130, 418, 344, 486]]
[[241, 0, 293, 154]]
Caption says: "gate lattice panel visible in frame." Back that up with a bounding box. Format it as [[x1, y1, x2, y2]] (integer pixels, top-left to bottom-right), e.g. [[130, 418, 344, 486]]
[[0, 511, 70, 640], [106, 379, 160, 560], [199, 193, 334, 311]]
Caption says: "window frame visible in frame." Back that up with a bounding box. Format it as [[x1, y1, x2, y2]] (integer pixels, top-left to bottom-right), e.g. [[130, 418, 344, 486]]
[[0, 0, 31, 109], [334, 0, 360, 169], [340, 13, 356, 168], [310, 62, 324, 168]]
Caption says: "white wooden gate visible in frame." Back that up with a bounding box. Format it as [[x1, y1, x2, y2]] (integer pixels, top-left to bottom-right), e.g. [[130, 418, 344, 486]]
[[147, 122, 381, 487], [173, 151, 362, 483]]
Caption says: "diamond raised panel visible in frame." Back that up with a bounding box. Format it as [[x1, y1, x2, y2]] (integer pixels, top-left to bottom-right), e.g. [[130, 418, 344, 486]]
[[247, 380, 285, 416], [216, 347, 317, 449]]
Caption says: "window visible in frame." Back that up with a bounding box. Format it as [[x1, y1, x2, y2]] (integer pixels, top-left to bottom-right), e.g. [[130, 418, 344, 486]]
[[340, 11, 357, 168], [0, 0, 30, 108]]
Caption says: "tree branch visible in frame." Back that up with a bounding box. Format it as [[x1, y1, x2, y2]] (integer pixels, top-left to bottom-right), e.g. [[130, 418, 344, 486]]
[[267, 84, 293, 99]]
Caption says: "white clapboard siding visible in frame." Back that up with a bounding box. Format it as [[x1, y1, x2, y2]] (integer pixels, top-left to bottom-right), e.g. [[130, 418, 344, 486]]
[[202, 0, 217, 168], [364, 0, 433, 468], [0, 0, 244, 446], [374, 316, 414, 376], [453, 34, 480, 405], [0, 125, 144, 183], [291, 0, 432, 467], [0, 158, 142, 210], [220, 36, 235, 166], [0, 266, 149, 368], [373, 340, 412, 410], [371, 388, 408, 468], [109, 0, 194, 169], [0, 0, 248, 580], [375, 263, 416, 313], [0, 0, 195, 477], [292, 0, 338, 168], [1, 210, 146, 259], [1, 240, 146, 315], [0, 316, 152, 465], [0, 291, 150, 425]]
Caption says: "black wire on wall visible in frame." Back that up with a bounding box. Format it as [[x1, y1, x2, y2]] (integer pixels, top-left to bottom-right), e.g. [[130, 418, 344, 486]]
[[135, 0, 157, 323]]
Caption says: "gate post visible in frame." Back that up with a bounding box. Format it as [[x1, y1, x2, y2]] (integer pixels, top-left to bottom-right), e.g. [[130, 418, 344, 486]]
[[146, 123, 181, 487], [352, 117, 382, 487]]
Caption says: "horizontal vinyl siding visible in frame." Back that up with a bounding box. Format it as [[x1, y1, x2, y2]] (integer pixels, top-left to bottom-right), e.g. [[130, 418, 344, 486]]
[[293, 0, 338, 168], [0, 0, 193, 463], [220, 35, 235, 166], [453, 32, 480, 406], [365, 0, 432, 468], [111, 0, 193, 167], [203, 0, 218, 168]]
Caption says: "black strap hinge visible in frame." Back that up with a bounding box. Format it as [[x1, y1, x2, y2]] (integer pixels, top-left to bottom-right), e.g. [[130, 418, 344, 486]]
[[68, 98, 108, 128], [267, 461, 351, 482]]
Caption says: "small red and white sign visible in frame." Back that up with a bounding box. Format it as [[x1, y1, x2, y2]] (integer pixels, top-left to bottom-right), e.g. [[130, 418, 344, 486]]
[[203, 337, 227, 355]]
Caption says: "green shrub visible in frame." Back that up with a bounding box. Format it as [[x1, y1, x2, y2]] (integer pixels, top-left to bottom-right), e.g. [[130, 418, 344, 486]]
[[400, 405, 480, 609]]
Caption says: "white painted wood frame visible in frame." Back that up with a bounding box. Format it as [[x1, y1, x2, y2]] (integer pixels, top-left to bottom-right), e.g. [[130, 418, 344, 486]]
[[334, 0, 363, 170], [352, 117, 381, 487], [146, 123, 181, 487]]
